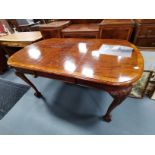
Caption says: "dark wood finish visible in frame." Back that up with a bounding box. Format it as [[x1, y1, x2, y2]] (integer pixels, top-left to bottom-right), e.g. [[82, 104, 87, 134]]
[[62, 24, 99, 38], [39, 28, 62, 39], [135, 19, 155, 24], [99, 19, 135, 40], [134, 20, 155, 47], [8, 38, 144, 122], [0, 47, 7, 73], [70, 19, 102, 24], [134, 38, 155, 47], [38, 21, 71, 39]]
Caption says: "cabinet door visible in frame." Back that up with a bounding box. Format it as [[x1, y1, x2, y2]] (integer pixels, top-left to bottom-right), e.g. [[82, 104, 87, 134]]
[[135, 38, 155, 47], [138, 26, 155, 38], [99, 27, 132, 40]]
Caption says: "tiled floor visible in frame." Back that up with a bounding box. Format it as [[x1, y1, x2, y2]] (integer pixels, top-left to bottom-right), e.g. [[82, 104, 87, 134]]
[[0, 51, 154, 135]]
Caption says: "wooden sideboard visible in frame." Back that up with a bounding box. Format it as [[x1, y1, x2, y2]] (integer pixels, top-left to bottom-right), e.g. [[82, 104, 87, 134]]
[[5, 19, 155, 47], [133, 19, 155, 47], [99, 19, 135, 41], [38, 21, 71, 39], [8, 38, 144, 122]]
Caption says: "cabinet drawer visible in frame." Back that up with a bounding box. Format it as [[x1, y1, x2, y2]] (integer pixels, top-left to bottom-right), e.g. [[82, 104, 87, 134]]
[[135, 38, 155, 47], [99, 27, 132, 40], [137, 26, 155, 38], [62, 32, 99, 38]]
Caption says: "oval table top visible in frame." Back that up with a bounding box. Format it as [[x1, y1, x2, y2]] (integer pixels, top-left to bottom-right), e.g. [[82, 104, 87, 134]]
[[8, 38, 144, 86]]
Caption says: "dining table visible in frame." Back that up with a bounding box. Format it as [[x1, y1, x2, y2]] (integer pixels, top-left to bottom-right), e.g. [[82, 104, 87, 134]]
[[8, 38, 144, 122]]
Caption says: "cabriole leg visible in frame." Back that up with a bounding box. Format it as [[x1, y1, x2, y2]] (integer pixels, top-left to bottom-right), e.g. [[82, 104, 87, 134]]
[[103, 85, 132, 122], [15, 71, 42, 98]]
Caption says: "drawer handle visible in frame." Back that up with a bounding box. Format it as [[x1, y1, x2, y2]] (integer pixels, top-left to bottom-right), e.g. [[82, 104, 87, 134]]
[[151, 43, 155, 45]]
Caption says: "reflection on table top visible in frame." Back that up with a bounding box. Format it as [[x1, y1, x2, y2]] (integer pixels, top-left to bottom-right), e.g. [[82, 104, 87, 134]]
[[8, 38, 144, 86]]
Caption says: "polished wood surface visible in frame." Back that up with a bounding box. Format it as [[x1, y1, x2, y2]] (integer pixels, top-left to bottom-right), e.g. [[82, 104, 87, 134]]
[[8, 38, 144, 122], [62, 24, 99, 38], [8, 38, 143, 86], [0, 31, 42, 47]]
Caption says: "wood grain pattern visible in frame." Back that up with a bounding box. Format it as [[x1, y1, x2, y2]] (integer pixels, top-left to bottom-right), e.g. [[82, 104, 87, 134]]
[[8, 38, 144, 86]]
